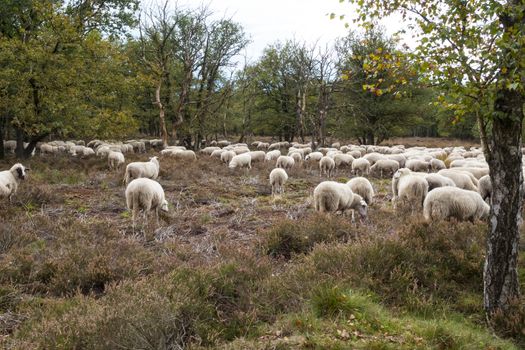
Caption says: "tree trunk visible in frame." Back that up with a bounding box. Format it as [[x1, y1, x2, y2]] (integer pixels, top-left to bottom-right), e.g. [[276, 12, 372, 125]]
[[154, 80, 169, 148], [484, 86, 523, 323], [15, 128, 25, 158], [0, 118, 4, 160]]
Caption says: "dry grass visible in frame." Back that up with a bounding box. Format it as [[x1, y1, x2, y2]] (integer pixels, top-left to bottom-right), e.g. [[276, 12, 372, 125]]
[[0, 140, 522, 348]]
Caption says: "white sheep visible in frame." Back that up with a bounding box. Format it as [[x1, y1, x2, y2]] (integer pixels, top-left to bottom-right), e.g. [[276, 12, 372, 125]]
[[333, 153, 354, 171], [319, 156, 335, 178], [437, 169, 478, 191], [269, 168, 288, 196], [170, 150, 197, 161], [370, 159, 399, 178], [229, 153, 252, 170], [423, 186, 490, 222], [221, 150, 236, 164], [289, 152, 303, 165], [347, 177, 374, 205], [352, 158, 371, 176], [478, 175, 492, 201], [265, 150, 281, 162], [201, 146, 220, 155], [276, 155, 295, 169], [257, 142, 270, 150], [430, 158, 446, 172], [124, 156, 160, 184], [211, 149, 225, 158], [108, 151, 125, 170], [392, 168, 428, 211], [304, 151, 323, 162], [249, 151, 266, 163], [406, 159, 431, 172], [125, 178, 169, 231], [313, 181, 368, 221], [0, 163, 30, 202], [421, 173, 456, 191]]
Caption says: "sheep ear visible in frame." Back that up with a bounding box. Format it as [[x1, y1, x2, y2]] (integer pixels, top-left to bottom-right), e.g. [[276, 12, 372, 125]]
[[25, 167, 30, 171]]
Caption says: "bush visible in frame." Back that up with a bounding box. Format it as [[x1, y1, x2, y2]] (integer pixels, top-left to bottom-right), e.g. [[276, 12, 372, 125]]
[[263, 214, 357, 259]]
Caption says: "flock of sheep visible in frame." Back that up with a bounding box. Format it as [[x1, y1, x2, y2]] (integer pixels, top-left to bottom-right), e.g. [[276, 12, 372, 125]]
[[1, 138, 500, 232]]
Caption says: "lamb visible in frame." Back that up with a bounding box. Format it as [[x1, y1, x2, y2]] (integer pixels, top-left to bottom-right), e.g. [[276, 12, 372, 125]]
[[352, 158, 371, 176], [124, 156, 160, 184], [229, 153, 252, 170], [430, 158, 446, 172], [370, 159, 399, 178], [392, 168, 428, 211], [0, 163, 30, 202], [319, 156, 336, 178], [423, 187, 490, 222], [108, 151, 125, 170], [437, 169, 478, 191], [269, 168, 288, 196], [221, 150, 236, 164], [346, 177, 374, 205], [276, 155, 295, 169], [478, 175, 492, 201], [125, 178, 169, 231], [313, 181, 368, 221]]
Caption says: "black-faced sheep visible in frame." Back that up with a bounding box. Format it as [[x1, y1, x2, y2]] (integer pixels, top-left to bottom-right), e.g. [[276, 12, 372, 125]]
[[0, 163, 30, 202]]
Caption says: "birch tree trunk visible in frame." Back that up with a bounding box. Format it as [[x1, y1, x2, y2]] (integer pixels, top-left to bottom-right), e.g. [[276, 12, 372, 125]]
[[155, 80, 169, 148]]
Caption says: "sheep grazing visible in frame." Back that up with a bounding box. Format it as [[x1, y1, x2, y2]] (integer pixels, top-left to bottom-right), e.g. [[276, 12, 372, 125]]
[[257, 142, 270, 150], [265, 149, 281, 162], [430, 158, 446, 172], [108, 151, 125, 170], [125, 178, 169, 231], [211, 149, 225, 158], [319, 156, 335, 178], [313, 181, 368, 221], [0, 163, 30, 202], [229, 153, 252, 170], [305, 151, 323, 162], [269, 168, 288, 196], [333, 154, 354, 171], [437, 169, 478, 191], [478, 175, 492, 201], [423, 187, 490, 222], [370, 159, 399, 178], [347, 177, 374, 205], [392, 168, 428, 211], [201, 146, 220, 155], [170, 150, 197, 161], [352, 158, 371, 176], [221, 150, 236, 164], [289, 152, 303, 165], [276, 155, 295, 170], [124, 156, 160, 184], [249, 151, 266, 163], [406, 159, 431, 173], [422, 173, 456, 191]]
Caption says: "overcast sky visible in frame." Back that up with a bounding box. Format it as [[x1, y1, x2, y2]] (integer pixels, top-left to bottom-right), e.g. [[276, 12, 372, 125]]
[[145, 0, 407, 62]]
